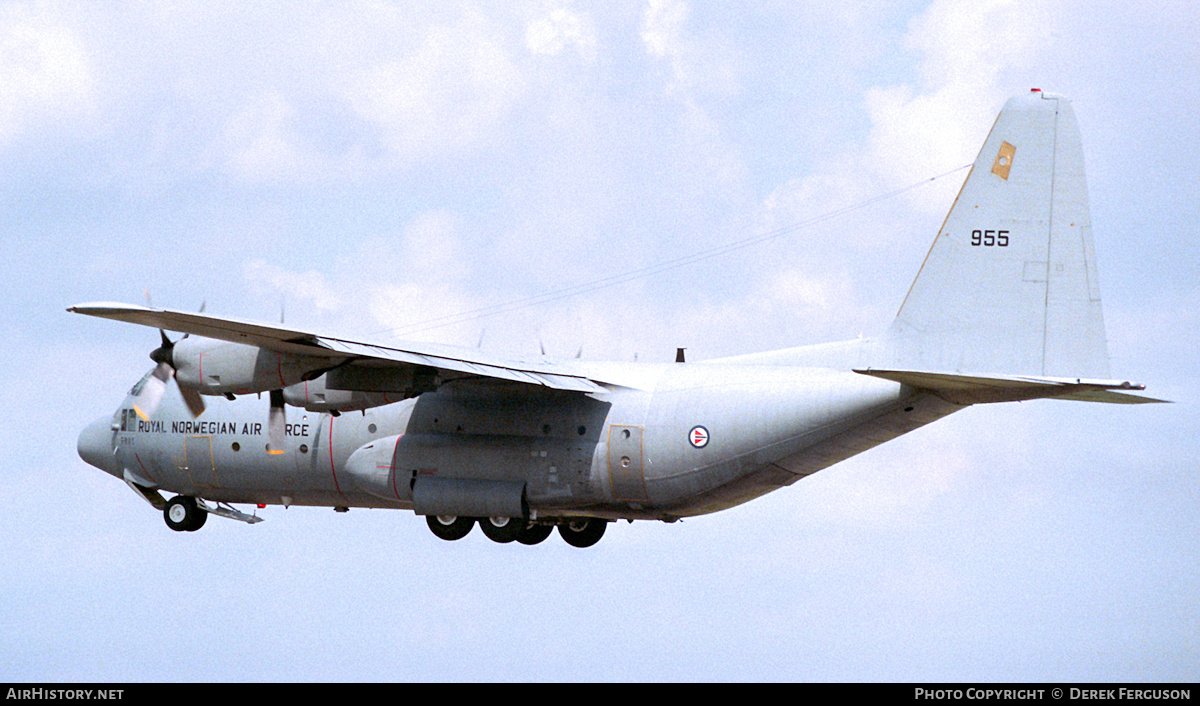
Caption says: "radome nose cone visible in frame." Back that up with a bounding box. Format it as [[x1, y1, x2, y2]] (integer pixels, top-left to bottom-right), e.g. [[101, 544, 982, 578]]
[[78, 416, 120, 476]]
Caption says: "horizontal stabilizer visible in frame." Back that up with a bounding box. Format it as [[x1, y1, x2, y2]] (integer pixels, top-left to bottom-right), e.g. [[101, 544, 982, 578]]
[[854, 368, 1168, 405]]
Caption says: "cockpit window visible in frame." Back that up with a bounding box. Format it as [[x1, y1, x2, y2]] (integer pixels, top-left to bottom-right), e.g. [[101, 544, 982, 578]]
[[128, 370, 152, 396]]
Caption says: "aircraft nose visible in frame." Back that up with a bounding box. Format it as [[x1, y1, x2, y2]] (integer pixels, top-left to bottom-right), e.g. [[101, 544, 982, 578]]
[[78, 415, 120, 476]]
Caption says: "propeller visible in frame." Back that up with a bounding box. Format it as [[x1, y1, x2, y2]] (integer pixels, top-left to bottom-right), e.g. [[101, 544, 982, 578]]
[[131, 330, 206, 421]]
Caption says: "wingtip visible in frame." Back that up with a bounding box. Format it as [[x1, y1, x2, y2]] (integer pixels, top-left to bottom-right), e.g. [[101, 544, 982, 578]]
[[68, 301, 156, 315]]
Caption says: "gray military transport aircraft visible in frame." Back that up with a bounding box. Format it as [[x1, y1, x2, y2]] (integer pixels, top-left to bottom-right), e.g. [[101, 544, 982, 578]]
[[74, 90, 1163, 547]]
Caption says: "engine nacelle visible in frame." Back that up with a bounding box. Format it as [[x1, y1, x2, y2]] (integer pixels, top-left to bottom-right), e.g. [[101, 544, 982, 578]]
[[283, 374, 404, 413], [344, 435, 403, 499], [172, 337, 330, 395]]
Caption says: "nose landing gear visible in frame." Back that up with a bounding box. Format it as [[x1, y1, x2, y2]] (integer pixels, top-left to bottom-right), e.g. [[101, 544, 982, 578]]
[[164, 496, 207, 532], [161, 495, 264, 531]]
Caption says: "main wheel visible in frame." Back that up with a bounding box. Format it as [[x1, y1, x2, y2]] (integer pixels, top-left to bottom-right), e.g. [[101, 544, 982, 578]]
[[558, 517, 607, 548], [164, 496, 207, 532], [479, 516, 523, 544], [426, 515, 474, 541], [516, 521, 554, 545]]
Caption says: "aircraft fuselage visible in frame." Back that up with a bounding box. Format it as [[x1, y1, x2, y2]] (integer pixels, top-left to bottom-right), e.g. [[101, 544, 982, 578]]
[[81, 356, 959, 523]]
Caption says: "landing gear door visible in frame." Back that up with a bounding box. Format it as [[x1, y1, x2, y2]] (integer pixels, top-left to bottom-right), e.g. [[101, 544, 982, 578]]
[[607, 425, 647, 502]]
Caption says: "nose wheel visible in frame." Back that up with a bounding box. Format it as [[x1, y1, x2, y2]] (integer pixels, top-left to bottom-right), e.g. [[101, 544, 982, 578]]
[[164, 496, 207, 532]]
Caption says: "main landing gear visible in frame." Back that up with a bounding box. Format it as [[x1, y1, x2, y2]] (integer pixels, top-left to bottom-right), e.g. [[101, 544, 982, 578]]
[[425, 515, 607, 548]]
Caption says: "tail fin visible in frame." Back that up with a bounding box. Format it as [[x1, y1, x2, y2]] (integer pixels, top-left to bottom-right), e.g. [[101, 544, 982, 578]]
[[884, 90, 1109, 378]]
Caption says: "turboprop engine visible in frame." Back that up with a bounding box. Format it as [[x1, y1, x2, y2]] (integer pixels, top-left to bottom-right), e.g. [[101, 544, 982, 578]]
[[282, 373, 405, 414], [171, 336, 331, 396], [124, 331, 336, 424]]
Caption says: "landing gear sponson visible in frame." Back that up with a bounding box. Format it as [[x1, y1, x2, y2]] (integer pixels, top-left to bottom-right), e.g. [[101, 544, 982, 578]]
[[425, 515, 607, 547]]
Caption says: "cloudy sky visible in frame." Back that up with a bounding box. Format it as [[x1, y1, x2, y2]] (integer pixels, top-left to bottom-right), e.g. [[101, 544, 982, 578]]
[[2, 0, 1197, 682]]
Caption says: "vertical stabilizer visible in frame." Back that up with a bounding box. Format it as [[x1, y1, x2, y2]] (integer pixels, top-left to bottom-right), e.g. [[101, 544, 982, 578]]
[[885, 91, 1109, 378]]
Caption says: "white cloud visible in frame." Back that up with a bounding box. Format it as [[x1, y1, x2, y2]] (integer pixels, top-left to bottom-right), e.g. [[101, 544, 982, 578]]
[[640, 0, 688, 61], [243, 259, 343, 315], [223, 92, 307, 182], [639, 0, 736, 95], [0, 5, 93, 147], [525, 2, 596, 61], [762, 0, 1057, 221], [396, 210, 466, 286], [637, 0, 744, 191], [239, 210, 494, 347], [743, 1, 1075, 351], [906, 0, 1051, 90], [344, 12, 526, 163], [807, 424, 978, 529], [862, 0, 1053, 213]]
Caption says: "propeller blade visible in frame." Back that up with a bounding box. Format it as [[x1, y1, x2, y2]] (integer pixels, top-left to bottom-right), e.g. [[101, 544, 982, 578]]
[[267, 389, 286, 455], [132, 361, 172, 421], [180, 387, 207, 418]]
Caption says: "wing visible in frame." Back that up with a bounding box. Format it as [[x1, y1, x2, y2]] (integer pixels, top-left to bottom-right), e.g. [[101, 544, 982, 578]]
[[69, 302, 610, 394]]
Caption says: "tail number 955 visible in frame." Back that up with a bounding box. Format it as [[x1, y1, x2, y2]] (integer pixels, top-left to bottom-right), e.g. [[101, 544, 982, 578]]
[[971, 229, 1009, 247]]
